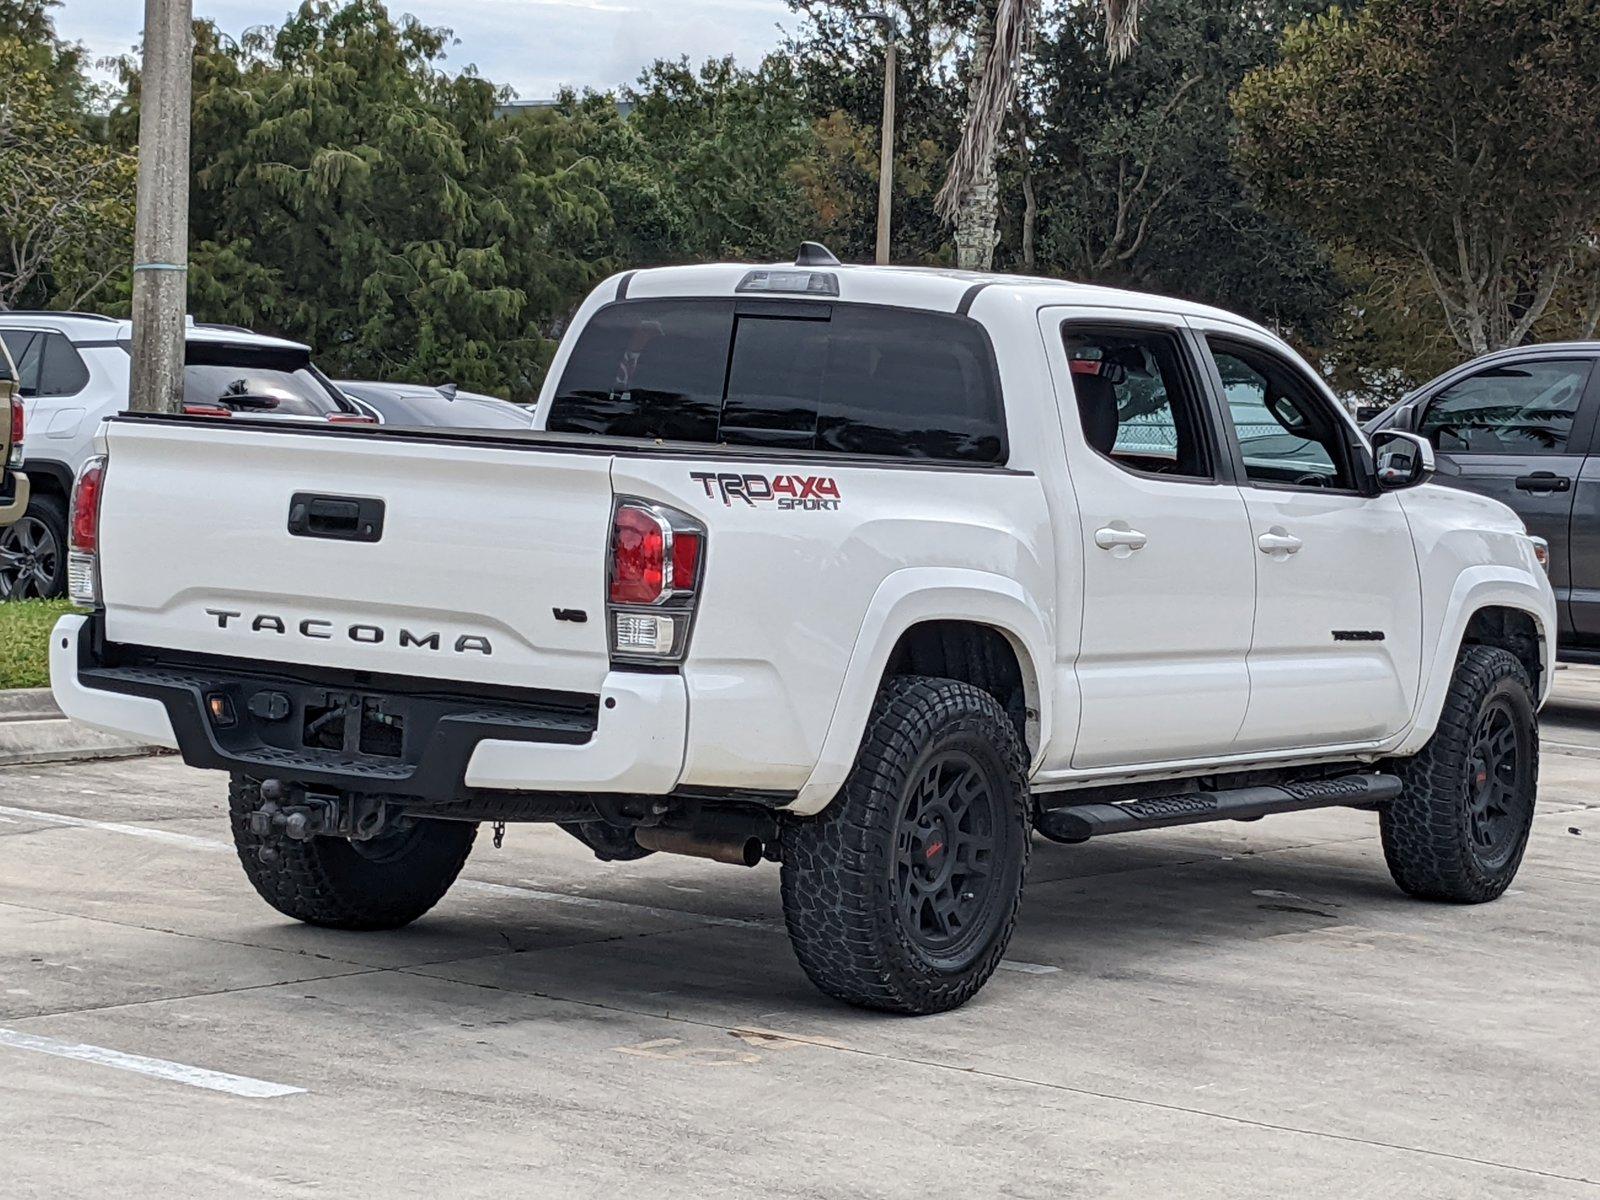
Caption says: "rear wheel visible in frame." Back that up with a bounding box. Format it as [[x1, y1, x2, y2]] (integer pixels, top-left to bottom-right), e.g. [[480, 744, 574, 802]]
[[1382, 646, 1538, 903], [780, 677, 1029, 1014], [228, 774, 476, 930], [0, 492, 66, 599]]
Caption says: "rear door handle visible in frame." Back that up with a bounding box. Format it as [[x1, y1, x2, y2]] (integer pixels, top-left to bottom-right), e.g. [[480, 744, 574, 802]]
[[1257, 529, 1303, 557], [1094, 526, 1148, 553], [1515, 472, 1570, 493]]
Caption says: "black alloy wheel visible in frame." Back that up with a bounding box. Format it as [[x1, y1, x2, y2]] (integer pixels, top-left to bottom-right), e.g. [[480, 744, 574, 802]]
[[894, 749, 1006, 962], [1462, 699, 1533, 870]]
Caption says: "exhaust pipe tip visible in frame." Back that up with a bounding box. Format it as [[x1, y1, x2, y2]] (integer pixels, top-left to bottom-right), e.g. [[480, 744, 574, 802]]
[[634, 826, 764, 867]]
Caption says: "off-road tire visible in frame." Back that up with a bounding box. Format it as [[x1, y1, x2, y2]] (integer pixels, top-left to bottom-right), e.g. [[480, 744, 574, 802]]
[[1382, 646, 1538, 903], [229, 774, 477, 930], [780, 677, 1030, 1015]]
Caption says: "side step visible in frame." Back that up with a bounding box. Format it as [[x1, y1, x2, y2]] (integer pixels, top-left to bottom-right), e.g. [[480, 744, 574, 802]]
[[1034, 774, 1403, 845]]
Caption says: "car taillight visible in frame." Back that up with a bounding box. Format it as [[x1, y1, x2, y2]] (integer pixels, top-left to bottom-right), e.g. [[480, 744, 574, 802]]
[[67, 455, 106, 607], [607, 498, 705, 664], [7, 397, 22, 468], [327, 412, 377, 424], [181, 403, 232, 418]]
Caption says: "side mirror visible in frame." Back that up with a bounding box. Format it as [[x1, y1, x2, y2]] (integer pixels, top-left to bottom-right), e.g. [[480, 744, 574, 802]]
[[1371, 430, 1434, 490]]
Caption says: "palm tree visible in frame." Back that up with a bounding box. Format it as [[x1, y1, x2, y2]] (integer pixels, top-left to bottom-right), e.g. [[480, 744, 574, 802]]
[[937, 0, 1144, 270]]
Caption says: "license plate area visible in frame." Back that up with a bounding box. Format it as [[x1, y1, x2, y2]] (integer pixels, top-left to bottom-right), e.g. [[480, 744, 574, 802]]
[[301, 692, 405, 758]]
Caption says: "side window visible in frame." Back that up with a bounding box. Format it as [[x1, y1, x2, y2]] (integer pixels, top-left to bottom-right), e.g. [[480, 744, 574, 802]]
[[1419, 360, 1591, 455], [1210, 340, 1354, 490], [37, 333, 89, 396], [1062, 326, 1213, 480], [0, 331, 42, 396]]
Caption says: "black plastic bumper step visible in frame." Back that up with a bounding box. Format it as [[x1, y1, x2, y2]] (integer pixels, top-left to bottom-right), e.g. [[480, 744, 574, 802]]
[[1034, 773, 1403, 844]]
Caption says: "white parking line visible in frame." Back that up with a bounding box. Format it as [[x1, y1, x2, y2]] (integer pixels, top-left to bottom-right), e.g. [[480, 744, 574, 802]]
[[458, 879, 770, 929], [0, 802, 771, 931], [0, 805, 231, 851], [0, 1027, 305, 1098], [997, 960, 1061, 975]]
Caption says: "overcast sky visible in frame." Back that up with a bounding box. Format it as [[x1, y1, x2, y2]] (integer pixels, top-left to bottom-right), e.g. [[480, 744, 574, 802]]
[[55, 0, 793, 98]]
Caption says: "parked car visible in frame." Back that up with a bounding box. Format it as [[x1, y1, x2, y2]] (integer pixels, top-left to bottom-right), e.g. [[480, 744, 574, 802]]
[[0, 337, 27, 540], [0, 313, 365, 598], [53, 249, 1552, 1015], [1365, 342, 1600, 660], [337, 380, 537, 429]]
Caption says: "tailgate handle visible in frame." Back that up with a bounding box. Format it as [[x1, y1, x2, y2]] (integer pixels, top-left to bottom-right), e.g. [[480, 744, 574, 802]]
[[288, 493, 385, 542]]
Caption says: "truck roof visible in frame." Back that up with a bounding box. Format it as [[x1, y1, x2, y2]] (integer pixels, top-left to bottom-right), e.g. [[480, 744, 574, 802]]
[[619, 260, 1287, 346], [0, 311, 308, 353]]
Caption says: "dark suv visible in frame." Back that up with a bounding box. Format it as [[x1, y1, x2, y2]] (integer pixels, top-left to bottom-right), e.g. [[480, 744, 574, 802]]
[[1366, 342, 1600, 660]]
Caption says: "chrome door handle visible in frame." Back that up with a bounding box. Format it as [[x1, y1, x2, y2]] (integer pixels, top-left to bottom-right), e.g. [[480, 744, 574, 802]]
[[1257, 529, 1303, 557], [1094, 526, 1149, 552]]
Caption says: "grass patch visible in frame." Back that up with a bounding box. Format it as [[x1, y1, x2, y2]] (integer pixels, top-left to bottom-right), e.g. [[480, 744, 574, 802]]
[[0, 599, 75, 690]]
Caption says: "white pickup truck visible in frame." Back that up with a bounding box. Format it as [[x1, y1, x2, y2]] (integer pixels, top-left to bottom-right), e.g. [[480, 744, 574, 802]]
[[51, 248, 1556, 1014]]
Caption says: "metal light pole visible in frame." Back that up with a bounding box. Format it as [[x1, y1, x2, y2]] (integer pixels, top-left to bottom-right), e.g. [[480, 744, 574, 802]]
[[129, 0, 193, 414], [874, 26, 898, 265]]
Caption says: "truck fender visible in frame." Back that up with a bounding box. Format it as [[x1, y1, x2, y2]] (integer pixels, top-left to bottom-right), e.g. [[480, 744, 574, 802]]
[[789, 567, 1053, 816], [1390, 565, 1555, 758]]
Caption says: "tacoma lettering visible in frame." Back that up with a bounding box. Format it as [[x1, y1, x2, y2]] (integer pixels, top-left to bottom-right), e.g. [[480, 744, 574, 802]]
[[204, 610, 492, 656]]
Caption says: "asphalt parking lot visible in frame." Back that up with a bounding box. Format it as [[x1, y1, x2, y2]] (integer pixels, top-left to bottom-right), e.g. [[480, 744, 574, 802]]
[[2, 675, 1597, 1198]]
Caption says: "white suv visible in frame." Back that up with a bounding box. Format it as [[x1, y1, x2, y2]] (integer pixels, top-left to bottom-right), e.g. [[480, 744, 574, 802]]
[[0, 313, 360, 598]]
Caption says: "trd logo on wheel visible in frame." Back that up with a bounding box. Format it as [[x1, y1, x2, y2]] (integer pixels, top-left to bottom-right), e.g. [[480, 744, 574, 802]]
[[691, 471, 841, 511]]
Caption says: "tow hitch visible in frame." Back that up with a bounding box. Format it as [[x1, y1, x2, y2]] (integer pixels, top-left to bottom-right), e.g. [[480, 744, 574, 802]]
[[247, 778, 398, 863]]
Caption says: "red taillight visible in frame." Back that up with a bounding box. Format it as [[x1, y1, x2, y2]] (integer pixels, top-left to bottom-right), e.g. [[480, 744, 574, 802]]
[[610, 504, 669, 604], [327, 412, 377, 425], [182, 403, 232, 419], [8, 397, 22, 467], [70, 457, 105, 554], [672, 529, 702, 591]]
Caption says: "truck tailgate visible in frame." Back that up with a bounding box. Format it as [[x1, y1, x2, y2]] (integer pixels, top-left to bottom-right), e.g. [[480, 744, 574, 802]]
[[96, 419, 615, 695]]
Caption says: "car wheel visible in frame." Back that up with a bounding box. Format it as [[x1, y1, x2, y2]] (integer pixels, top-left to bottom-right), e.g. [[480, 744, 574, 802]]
[[0, 493, 67, 599], [779, 676, 1030, 1014], [1381, 645, 1538, 903]]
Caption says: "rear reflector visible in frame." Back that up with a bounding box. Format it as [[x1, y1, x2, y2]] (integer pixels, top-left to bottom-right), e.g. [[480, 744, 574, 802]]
[[327, 412, 378, 424], [182, 403, 232, 418]]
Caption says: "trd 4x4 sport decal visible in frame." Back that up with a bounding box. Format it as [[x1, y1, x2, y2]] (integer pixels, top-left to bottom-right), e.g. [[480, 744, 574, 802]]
[[691, 472, 841, 511]]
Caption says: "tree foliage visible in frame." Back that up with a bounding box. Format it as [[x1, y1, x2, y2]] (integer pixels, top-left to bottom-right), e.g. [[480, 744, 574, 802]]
[[0, 0, 134, 311], [1025, 0, 1342, 342], [118, 0, 610, 398], [1233, 0, 1600, 355]]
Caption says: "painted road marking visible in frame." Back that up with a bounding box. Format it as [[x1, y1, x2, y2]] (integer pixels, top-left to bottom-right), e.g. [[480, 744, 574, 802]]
[[997, 960, 1061, 975], [0, 1027, 305, 1098], [458, 879, 769, 929], [0, 805, 231, 851]]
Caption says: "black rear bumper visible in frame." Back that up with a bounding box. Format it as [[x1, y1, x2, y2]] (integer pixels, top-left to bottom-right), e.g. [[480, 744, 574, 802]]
[[75, 619, 600, 801]]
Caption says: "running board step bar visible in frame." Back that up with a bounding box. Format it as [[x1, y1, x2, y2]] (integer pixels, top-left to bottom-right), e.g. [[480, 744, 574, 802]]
[[1034, 774, 1403, 845]]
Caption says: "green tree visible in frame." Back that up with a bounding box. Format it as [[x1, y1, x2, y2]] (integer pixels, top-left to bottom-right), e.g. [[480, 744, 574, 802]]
[[1234, 0, 1600, 355], [0, 0, 134, 310], [117, 1, 610, 398], [559, 55, 820, 266], [1023, 0, 1341, 342]]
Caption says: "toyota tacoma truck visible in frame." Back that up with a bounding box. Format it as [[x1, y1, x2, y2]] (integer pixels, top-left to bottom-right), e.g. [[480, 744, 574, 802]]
[[50, 247, 1555, 1015]]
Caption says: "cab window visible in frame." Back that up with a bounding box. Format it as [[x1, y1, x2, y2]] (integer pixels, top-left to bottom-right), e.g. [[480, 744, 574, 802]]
[[1210, 340, 1355, 491]]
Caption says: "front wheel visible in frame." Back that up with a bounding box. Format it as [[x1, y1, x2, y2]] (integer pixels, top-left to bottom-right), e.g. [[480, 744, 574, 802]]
[[1382, 646, 1538, 903], [780, 677, 1030, 1015], [229, 775, 477, 930]]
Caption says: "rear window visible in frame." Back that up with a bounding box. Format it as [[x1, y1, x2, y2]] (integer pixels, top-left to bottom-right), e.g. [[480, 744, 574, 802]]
[[183, 343, 346, 417], [547, 299, 1006, 463]]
